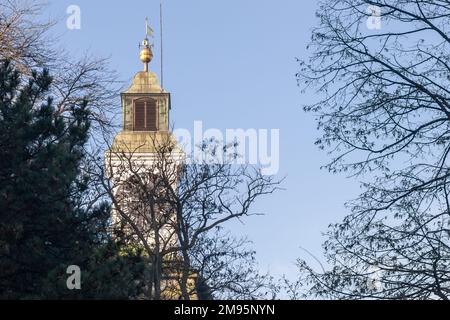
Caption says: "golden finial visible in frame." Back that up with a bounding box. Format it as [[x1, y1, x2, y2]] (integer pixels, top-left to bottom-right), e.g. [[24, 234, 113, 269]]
[[140, 38, 153, 72]]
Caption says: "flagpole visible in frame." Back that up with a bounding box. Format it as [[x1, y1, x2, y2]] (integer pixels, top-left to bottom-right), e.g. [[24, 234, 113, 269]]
[[160, 1, 164, 89]]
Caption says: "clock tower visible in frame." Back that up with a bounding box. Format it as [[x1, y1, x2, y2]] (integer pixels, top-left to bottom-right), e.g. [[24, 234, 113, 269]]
[[105, 25, 199, 300], [105, 33, 183, 248]]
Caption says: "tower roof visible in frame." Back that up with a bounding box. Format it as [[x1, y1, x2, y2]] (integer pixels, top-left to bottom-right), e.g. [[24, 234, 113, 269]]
[[123, 71, 165, 94]]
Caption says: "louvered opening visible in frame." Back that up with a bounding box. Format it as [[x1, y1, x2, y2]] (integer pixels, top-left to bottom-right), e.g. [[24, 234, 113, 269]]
[[134, 98, 157, 131], [146, 101, 157, 131], [134, 102, 146, 131]]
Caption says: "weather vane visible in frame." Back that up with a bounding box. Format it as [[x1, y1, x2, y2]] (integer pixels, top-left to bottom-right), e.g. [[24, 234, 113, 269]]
[[138, 9, 164, 89], [139, 17, 154, 72], [140, 17, 154, 49], [145, 17, 154, 39]]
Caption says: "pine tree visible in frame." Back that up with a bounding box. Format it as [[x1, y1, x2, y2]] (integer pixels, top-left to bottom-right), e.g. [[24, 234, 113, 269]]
[[0, 60, 95, 298], [0, 60, 151, 299]]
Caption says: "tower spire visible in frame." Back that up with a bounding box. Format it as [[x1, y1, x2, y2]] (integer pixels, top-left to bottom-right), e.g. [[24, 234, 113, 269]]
[[140, 18, 154, 72]]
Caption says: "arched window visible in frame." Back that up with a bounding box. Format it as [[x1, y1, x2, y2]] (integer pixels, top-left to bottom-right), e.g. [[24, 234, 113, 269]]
[[134, 98, 157, 131]]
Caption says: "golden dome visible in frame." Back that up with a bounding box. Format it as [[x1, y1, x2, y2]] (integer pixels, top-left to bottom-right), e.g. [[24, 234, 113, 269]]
[[140, 38, 153, 72], [140, 47, 153, 64]]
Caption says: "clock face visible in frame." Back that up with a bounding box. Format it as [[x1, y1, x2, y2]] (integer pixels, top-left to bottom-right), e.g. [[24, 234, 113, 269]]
[[142, 39, 149, 46]]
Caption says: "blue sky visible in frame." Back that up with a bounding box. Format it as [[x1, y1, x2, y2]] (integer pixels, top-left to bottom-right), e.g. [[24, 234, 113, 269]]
[[46, 0, 362, 279]]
